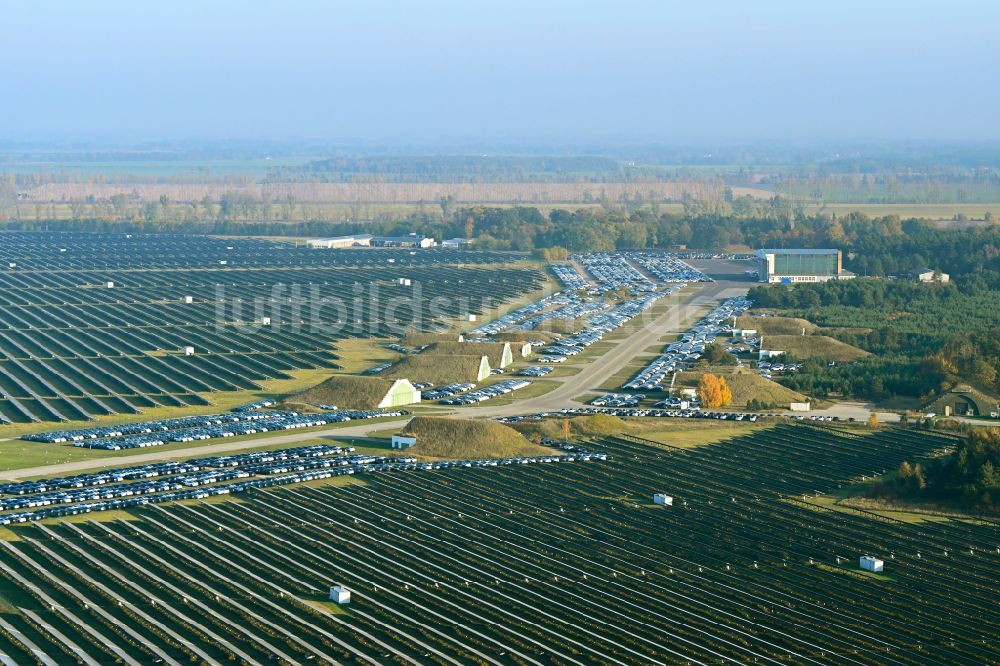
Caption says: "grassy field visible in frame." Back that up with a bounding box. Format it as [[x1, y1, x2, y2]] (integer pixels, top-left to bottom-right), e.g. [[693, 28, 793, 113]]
[[329, 338, 400, 374], [737, 315, 818, 336], [762, 334, 869, 362], [400, 416, 552, 458], [675, 365, 813, 407], [536, 364, 582, 379], [510, 413, 767, 448]]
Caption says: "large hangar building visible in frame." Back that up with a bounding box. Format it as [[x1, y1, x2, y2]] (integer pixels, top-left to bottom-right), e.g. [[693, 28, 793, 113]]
[[756, 248, 854, 284]]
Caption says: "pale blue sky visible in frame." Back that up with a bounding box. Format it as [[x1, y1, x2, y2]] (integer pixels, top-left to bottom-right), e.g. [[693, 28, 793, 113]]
[[4, 1, 998, 143]]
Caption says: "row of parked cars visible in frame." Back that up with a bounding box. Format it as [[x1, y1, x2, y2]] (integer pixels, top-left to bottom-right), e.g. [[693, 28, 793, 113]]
[[550, 263, 589, 291], [0, 452, 387, 511], [538, 288, 677, 363], [46, 408, 409, 451], [676, 252, 754, 260], [575, 252, 655, 292], [24, 406, 289, 443], [469, 292, 562, 336], [758, 361, 804, 379], [0, 444, 604, 525], [188, 443, 351, 469], [232, 399, 277, 412], [625, 296, 752, 391], [621, 253, 711, 283], [500, 407, 762, 423], [591, 393, 643, 407], [0, 460, 203, 496], [510, 295, 607, 332], [515, 365, 553, 377], [441, 379, 532, 405], [654, 396, 701, 409], [0, 442, 400, 510], [421, 383, 477, 401]]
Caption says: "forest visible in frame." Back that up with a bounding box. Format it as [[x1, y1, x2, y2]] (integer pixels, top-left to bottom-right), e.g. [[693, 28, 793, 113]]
[[749, 279, 1000, 400], [866, 428, 1000, 513]]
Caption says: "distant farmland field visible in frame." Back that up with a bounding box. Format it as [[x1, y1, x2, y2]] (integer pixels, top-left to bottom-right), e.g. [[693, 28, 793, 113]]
[[26, 180, 729, 204], [804, 202, 999, 222]]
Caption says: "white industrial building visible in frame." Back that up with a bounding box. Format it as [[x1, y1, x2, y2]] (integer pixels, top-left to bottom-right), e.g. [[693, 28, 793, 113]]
[[391, 434, 417, 449], [653, 494, 673, 506], [308, 234, 373, 248], [860, 555, 884, 572], [910, 268, 950, 283], [441, 237, 474, 248], [308, 233, 435, 249], [329, 586, 351, 604], [756, 249, 855, 284]]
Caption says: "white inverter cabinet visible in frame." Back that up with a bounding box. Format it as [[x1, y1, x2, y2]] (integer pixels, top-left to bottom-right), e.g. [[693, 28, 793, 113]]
[[860, 555, 883, 572]]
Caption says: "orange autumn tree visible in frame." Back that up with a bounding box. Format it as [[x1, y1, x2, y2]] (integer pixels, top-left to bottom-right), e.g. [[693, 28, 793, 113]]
[[698, 373, 733, 407]]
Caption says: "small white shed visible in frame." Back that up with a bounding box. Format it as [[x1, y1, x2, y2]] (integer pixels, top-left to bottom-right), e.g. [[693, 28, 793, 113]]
[[465, 314, 477, 322], [329, 586, 351, 604], [860, 555, 883, 572], [260, 316, 272, 326], [183, 295, 194, 303], [392, 434, 417, 449], [653, 494, 673, 506], [789, 402, 811, 412], [183, 346, 195, 356], [105, 281, 115, 289]]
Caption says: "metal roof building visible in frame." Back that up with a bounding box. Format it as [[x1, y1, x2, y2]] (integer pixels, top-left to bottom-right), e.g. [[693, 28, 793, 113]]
[[756, 248, 854, 283]]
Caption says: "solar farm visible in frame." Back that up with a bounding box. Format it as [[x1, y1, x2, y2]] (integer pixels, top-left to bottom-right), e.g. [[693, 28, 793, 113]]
[[0, 231, 543, 425], [0, 422, 997, 664], [1, 235, 998, 665]]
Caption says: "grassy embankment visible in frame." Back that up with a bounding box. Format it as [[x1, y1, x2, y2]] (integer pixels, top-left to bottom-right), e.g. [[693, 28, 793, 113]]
[[510, 413, 769, 449]]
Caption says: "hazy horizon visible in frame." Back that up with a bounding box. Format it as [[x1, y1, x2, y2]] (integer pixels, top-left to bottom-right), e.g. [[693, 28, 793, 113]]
[[4, 1, 1000, 144]]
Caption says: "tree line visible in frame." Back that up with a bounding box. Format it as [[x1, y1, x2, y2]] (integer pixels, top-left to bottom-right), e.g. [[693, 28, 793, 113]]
[[866, 429, 1000, 513]]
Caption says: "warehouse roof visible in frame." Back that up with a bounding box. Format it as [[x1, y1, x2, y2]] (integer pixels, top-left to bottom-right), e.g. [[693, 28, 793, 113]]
[[757, 248, 840, 255]]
